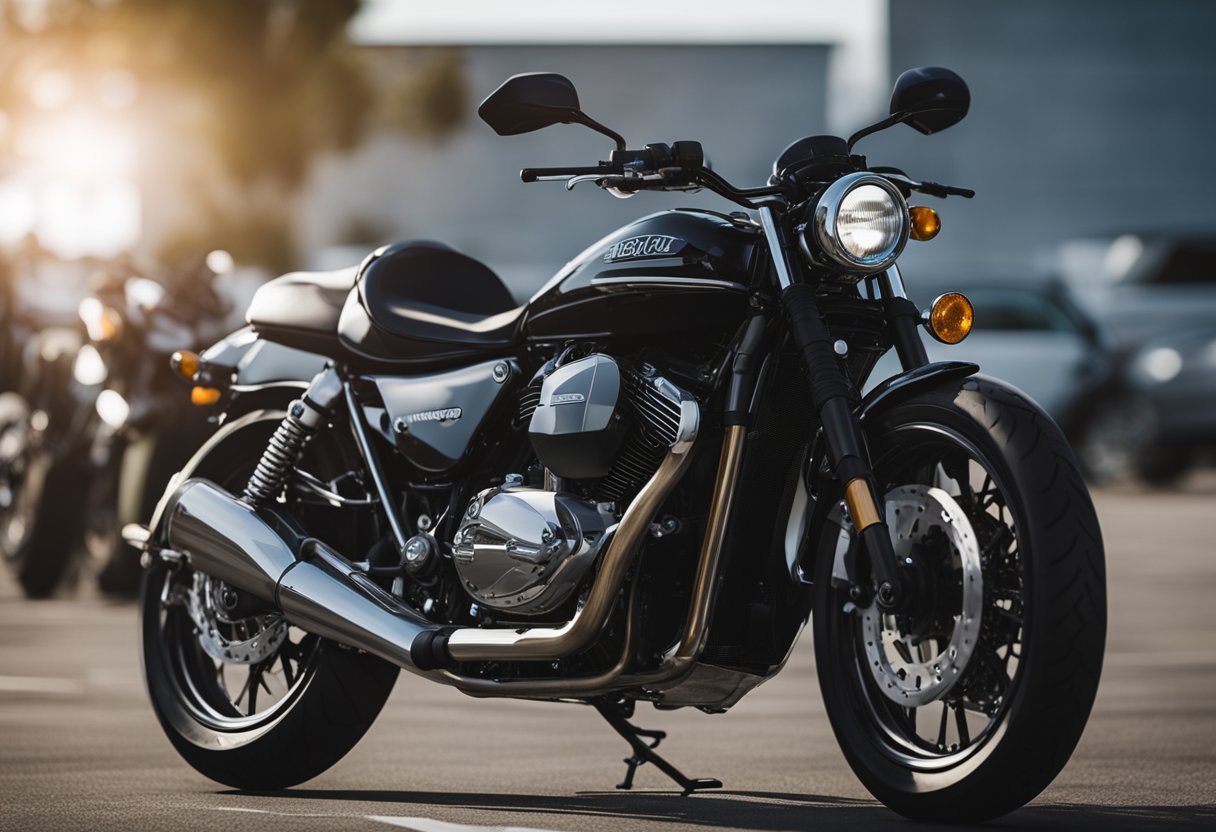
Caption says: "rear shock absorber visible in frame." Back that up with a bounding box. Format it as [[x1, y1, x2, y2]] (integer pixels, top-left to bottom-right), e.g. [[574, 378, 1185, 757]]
[[243, 366, 344, 504]]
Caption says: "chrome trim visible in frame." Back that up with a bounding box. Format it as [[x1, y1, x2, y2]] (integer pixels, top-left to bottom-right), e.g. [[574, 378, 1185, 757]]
[[879, 264, 909, 300], [758, 206, 796, 290], [617, 423, 747, 688], [154, 418, 739, 699], [276, 540, 433, 669], [445, 428, 697, 662], [813, 173, 910, 274], [163, 479, 296, 601], [158, 478, 437, 674], [444, 424, 746, 699], [589, 276, 746, 293]]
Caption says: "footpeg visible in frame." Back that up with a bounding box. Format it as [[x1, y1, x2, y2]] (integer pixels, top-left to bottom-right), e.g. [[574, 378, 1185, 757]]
[[594, 699, 722, 796]]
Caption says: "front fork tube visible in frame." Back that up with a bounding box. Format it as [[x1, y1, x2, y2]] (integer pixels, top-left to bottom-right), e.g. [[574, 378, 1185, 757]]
[[759, 207, 906, 608]]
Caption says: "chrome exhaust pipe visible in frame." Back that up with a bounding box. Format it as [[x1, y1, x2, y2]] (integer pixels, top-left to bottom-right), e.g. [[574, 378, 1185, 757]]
[[155, 402, 698, 678], [160, 479, 445, 672]]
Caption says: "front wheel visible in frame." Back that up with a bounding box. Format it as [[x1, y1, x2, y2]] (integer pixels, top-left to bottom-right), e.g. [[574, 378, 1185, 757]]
[[813, 376, 1106, 823]]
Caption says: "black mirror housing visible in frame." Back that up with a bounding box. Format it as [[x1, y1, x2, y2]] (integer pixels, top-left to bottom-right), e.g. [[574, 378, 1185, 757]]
[[890, 67, 970, 135], [478, 73, 582, 136]]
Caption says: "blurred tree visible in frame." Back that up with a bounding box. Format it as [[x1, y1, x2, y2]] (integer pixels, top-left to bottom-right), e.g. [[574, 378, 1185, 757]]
[[105, 0, 373, 188], [382, 48, 469, 142]]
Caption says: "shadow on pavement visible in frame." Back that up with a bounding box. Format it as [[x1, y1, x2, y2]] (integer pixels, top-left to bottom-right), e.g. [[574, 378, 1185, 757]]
[[226, 788, 1216, 830]]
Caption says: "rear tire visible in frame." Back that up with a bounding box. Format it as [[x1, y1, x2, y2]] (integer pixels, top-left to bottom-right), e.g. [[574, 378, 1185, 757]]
[[140, 409, 398, 789], [813, 375, 1106, 822]]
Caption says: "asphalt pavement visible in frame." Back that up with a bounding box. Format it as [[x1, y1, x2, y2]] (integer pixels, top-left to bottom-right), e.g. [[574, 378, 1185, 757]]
[[2, 482, 1215, 831]]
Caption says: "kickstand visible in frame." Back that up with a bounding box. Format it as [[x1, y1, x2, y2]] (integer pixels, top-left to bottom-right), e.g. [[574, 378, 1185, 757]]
[[594, 699, 723, 796]]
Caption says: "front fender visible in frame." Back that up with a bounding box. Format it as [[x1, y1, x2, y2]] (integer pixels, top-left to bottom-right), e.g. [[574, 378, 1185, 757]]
[[858, 360, 979, 425]]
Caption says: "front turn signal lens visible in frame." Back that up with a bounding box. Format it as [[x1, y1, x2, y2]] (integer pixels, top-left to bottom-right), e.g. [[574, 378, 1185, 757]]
[[171, 350, 200, 380], [909, 206, 941, 241], [927, 292, 973, 344], [190, 386, 222, 406]]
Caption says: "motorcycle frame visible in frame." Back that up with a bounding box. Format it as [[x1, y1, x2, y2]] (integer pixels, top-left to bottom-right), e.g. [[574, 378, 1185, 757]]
[[173, 202, 979, 708]]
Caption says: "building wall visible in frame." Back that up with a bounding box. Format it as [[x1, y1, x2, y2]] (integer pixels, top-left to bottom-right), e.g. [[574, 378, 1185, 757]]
[[298, 44, 830, 297], [868, 0, 1216, 277]]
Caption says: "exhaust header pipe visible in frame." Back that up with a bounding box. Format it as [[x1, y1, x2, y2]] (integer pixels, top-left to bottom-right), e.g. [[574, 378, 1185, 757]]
[[160, 479, 448, 672]]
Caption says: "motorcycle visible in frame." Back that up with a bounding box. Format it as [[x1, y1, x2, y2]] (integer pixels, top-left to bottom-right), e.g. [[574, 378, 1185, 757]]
[[0, 256, 229, 597], [76, 258, 234, 596], [130, 67, 1106, 823], [0, 250, 96, 597]]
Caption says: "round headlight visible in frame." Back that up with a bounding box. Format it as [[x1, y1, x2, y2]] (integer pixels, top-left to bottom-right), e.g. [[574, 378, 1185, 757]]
[[809, 173, 909, 274]]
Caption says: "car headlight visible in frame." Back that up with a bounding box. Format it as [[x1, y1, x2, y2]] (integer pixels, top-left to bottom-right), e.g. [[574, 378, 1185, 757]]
[[807, 172, 909, 274]]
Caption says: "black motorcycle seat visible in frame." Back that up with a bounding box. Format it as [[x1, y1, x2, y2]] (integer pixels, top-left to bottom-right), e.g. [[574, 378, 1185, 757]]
[[337, 241, 524, 366], [246, 266, 358, 353]]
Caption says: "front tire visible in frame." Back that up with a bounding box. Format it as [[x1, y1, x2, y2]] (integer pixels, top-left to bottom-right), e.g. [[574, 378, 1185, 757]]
[[813, 376, 1106, 822], [140, 409, 398, 789]]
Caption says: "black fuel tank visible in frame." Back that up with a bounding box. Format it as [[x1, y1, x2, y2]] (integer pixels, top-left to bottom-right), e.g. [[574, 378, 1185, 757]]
[[524, 209, 758, 343]]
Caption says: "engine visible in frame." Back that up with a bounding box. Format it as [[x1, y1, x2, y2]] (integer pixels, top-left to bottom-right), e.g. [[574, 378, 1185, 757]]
[[451, 353, 697, 616]]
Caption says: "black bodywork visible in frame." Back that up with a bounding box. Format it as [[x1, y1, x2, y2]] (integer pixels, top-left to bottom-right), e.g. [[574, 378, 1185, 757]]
[[231, 202, 971, 699], [209, 62, 983, 708]]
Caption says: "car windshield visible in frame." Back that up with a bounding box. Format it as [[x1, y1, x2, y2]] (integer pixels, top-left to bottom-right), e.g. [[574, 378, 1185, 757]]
[[913, 285, 1083, 334], [1141, 241, 1216, 285]]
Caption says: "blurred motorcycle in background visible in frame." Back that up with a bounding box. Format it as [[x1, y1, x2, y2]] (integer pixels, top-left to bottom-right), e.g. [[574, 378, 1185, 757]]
[[0, 253, 233, 597]]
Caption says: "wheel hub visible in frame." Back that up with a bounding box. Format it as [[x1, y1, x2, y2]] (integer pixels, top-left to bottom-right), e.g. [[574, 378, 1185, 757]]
[[858, 485, 983, 707], [185, 573, 287, 665]]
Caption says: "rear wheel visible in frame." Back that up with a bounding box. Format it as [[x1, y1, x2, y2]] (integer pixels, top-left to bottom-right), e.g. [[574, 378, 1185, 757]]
[[813, 376, 1105, 822], [141, 409, 398, 789]]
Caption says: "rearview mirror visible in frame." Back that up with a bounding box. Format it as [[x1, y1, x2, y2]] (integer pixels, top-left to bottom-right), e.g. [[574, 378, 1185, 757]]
[[478, 73, 583, 136], [890, 66, 970, 135]]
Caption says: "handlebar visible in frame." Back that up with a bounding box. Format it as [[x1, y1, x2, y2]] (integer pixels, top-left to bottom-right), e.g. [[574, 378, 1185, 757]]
[[518, 141, 972, 208]]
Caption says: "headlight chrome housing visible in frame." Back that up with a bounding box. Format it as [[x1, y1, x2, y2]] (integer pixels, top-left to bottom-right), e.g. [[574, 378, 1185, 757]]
[[805, 172, 910, 275]]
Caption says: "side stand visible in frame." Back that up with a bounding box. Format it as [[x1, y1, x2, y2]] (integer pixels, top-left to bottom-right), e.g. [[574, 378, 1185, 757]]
[[594, 700, 723, 796]]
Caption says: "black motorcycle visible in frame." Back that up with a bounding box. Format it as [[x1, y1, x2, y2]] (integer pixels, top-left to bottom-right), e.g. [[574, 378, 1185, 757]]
[[131, 68, 1106, 823]]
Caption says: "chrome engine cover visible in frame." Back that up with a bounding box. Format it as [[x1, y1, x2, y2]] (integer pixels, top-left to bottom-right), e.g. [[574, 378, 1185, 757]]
[[452, 487, 612, 614]]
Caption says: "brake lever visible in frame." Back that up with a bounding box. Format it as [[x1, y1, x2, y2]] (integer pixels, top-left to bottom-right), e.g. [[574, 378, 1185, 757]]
[[565, 174, 608, 191]]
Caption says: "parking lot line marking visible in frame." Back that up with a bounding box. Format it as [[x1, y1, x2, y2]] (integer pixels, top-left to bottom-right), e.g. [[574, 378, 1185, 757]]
[[368, 818, 572, 832], [0, 675, 84, 695], [211, 807, 572, 831]]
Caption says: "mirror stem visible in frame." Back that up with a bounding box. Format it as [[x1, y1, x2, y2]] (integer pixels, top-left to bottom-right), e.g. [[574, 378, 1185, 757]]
[[846, 112, 906, 153], [570, 112, 626, 151]]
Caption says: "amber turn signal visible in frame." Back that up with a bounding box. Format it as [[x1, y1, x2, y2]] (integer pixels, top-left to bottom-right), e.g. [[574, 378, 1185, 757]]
[[190, 386, 222, 406], [926, 292, 973, 344], [171, 350, 200, 380], [909, 206, 941, 241]]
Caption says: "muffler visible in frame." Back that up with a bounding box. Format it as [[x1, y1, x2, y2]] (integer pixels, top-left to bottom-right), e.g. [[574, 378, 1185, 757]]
[[158, 479, 448, 672]]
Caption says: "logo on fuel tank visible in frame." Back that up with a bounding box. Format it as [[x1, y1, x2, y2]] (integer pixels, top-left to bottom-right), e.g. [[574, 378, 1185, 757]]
[[603, 235, 683, 262]]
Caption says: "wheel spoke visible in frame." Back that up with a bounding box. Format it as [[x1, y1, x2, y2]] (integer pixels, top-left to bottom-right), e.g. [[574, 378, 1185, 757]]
[[954, 703, 971, 747], [280, 652, 296, 686], [936, 702, 950, 748], [246, 666, 263, 715]]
